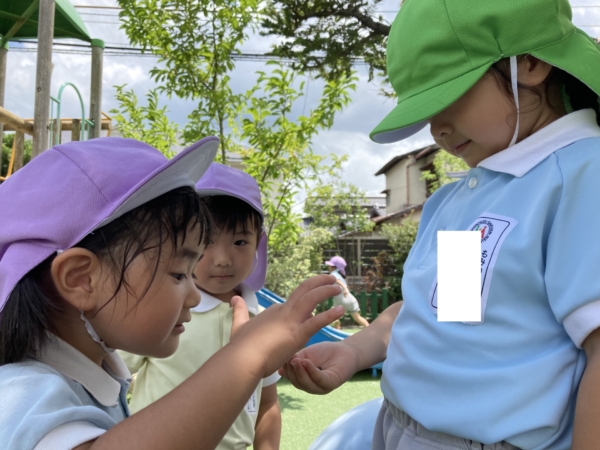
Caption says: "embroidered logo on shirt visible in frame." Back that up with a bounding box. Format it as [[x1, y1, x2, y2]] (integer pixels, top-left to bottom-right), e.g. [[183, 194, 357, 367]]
[[428, 212, 518, 323]]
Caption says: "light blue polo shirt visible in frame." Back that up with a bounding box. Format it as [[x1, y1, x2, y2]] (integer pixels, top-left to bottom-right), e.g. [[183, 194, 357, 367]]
[[0, 335, 131, 450], [381, 109, 600, 450]]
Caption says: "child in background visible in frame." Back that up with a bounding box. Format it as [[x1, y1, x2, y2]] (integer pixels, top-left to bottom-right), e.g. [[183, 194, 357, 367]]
[[122, 163, 281, 450], [0, 137, 344, 450], [324, 256, 369, 328], [281, 1, 600, 449]]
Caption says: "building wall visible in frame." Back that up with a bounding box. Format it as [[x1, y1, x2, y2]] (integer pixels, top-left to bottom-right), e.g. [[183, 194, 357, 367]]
[[385, 159, 409, 212], [385, 154, 435, 212]]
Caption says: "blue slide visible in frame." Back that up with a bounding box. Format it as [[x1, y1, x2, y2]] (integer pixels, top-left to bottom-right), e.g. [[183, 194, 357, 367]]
[[257, 288, 384, 376], [257, 288, 350, 346]]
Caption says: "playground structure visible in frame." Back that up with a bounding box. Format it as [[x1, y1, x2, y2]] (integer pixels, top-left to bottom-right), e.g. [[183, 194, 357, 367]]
[[0, 0, 109, 181], [257, 288, 384, 376]]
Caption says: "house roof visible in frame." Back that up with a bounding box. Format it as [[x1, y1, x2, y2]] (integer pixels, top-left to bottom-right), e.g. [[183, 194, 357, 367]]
[[375, 144, 440, 176], [372, 203, 424, 224]]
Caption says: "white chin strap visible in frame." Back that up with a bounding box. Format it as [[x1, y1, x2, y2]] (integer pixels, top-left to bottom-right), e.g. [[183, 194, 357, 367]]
[[508, 55, 520, 147], [80, 311, 115, 353]]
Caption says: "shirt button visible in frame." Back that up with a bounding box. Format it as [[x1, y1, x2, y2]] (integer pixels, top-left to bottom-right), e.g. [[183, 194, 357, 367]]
[[468, 177, 478, 189]]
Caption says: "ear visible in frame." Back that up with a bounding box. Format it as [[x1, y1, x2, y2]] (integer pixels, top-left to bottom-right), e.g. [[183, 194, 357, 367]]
[[51, 248, 102, 313], [519, 56, 553, 88]]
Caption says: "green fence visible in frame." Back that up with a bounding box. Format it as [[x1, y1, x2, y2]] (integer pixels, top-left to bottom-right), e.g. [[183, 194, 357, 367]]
[[324, 289, 390, 321]]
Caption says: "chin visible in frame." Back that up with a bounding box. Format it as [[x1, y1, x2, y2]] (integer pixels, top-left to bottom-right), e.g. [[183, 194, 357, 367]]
[[149, 338, 180, 359]]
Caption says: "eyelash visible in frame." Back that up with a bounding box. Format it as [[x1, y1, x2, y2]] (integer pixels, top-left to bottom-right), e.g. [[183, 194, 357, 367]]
[[172, 273, 198, 281]]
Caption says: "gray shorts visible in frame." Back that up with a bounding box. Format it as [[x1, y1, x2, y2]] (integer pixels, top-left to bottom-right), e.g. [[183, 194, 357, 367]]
[[372, 400, 521, 450]]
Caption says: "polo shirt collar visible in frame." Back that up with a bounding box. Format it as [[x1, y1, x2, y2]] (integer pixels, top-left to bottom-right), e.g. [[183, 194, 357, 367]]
[[40, 334, 131, 408], [192, 284, 259, 315], [477, 109, 600, 177]]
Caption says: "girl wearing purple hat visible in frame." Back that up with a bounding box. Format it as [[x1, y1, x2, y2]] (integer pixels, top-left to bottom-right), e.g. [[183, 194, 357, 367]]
[[325, 256, 369, 328], [0, 138, 344, 450], [122, 163, 281, 450]]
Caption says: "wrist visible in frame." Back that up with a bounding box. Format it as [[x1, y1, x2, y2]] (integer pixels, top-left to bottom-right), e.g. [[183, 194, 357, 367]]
[[338, 340, 364, 374]]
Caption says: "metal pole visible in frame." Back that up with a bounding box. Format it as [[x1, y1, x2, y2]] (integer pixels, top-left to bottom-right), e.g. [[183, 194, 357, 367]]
[[0, 42, 8, 147], [89, 39, 104, 139], [32, 0, 55, 157]]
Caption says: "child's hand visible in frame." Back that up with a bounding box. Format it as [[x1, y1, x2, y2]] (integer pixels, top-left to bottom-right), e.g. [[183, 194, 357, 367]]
[[229, 275, 344, 379], [279, 342, 359, 395]]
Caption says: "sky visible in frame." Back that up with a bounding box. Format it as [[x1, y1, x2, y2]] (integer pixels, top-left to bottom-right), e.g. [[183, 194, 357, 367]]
[[5, 0, 600, 198]]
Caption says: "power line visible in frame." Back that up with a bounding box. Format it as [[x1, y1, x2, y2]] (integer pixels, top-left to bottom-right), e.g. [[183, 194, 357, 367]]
[[10, 41, 369, 64]]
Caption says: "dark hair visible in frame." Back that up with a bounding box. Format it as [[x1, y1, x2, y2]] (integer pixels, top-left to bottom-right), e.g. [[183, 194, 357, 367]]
[[0, 186, 210, 365], [490, 57, 600, 126], [205, 195, 263, 238]]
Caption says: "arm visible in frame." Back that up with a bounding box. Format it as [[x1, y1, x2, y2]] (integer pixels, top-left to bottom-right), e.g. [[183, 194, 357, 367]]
[[334, 279, 349, 296], [253, 384, 281, 450], [572, 327, 600, 449], [73, 275, 343, 450], [281, 301, 402, 395]]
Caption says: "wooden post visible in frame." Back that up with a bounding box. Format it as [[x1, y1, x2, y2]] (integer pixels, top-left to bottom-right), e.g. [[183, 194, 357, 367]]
[[13, 131, 24, 172], [32, 0, 55, 157], [50, 119, 60, 146], [89, 39, 104, 139], [71, 119, 81, 141], [0, 42, 9, 148]]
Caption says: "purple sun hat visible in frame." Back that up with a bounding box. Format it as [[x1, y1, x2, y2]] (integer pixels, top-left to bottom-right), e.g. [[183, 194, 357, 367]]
[[195, 163, 267, 291], [325, 256, 347, 276], [0, 136, 219, 312]]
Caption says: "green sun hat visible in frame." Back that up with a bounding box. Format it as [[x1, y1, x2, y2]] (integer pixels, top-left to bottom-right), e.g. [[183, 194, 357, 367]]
[[370, 0, 600, 144]]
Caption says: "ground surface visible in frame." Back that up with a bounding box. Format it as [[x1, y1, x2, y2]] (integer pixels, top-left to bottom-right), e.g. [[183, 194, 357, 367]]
[[270, 369, 382, 449]]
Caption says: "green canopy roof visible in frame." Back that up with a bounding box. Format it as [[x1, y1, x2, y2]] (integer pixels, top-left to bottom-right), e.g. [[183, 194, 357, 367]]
[[0, 0, 91, 44]]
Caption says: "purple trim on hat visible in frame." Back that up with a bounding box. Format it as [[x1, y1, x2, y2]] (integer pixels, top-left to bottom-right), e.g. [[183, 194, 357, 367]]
[[196, 163, 267, 290], [0, 136, 218, 312]]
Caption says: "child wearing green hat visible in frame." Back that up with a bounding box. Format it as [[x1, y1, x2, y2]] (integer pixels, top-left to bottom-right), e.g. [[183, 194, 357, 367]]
[[280, 0, 600, 449]]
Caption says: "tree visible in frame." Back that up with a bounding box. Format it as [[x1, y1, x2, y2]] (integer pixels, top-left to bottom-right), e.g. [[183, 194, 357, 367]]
[[421, 150, 470, 195], [117, 0, 258, 162], [261, 0, 391, 83], [1, 134, 32, 178], [238, 62, 357, 253], [110, 85, 180, 157], [304, 174, 375, 237], [265, 227, 333, 298], [363, 218, 417, 300]]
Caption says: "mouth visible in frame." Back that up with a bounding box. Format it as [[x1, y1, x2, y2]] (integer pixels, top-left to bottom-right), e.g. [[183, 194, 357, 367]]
[[211, 275, 233, 281], [453, 140, 471, 155]]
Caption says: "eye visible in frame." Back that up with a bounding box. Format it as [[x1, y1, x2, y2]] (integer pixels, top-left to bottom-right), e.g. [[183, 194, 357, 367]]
[[171, 273, 187, 281], [235, 240, 248, 246]]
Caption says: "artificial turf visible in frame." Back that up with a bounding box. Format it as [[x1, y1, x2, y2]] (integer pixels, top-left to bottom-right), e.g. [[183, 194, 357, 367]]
[[273, 370, 383, 449]]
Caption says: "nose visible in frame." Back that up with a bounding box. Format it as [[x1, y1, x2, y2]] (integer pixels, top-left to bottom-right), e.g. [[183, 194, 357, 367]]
[[429, 113, 452, 141], [213, 247, 233, 267], [186, 285, 201, 309]]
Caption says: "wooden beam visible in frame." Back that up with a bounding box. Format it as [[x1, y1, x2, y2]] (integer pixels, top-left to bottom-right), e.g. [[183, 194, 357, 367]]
[[0, 44, 8, 145], [88, 40, 104, 139], [13, 131, 24, 172], [3, 117, 110, 132], [0, 107, 34, 135], [71, 118, 81, 141], [32, 0, 55, 158]]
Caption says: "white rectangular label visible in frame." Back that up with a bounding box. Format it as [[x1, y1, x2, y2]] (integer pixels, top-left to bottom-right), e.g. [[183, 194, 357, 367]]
[[437, 231, 481, 322]]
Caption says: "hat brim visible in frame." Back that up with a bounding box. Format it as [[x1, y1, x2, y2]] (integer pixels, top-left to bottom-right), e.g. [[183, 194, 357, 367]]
[[370, 64, 492, 144], [95, 137, 219, 230], [532, 28, 600, 99], [196, 188, 264, 219]]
